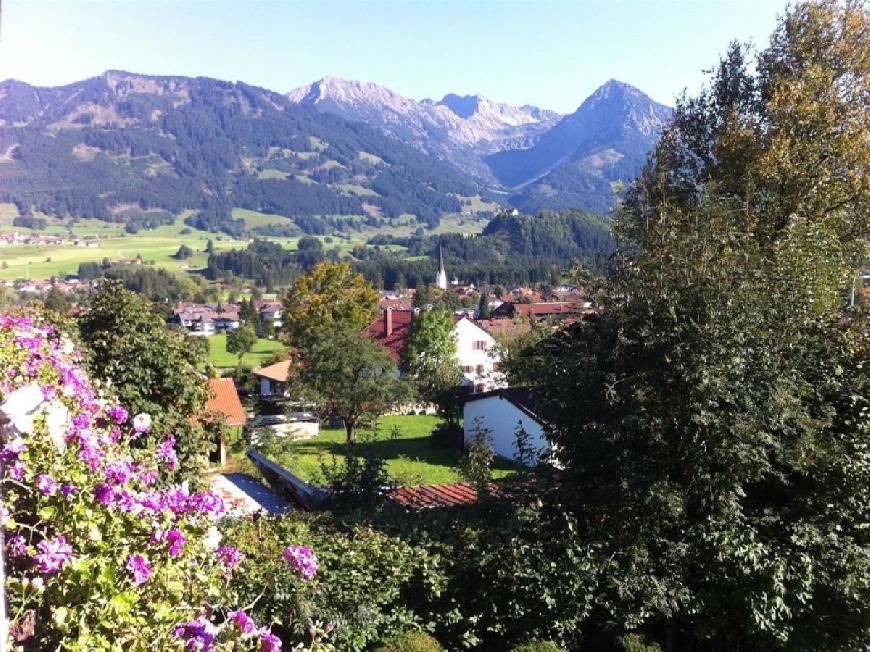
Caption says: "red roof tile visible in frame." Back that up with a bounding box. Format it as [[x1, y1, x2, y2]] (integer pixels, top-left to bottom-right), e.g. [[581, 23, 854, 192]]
[[203, 378, 247, 427], [388, 482, 502, 510], [253, 359, 293, 382], [363, 309, 415, 359]]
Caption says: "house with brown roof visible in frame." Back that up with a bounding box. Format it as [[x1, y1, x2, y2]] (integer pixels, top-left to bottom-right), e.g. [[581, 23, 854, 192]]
[[491, 301, 584, 321], [252, 359, 294, 397], [201, 378, 247, 467]]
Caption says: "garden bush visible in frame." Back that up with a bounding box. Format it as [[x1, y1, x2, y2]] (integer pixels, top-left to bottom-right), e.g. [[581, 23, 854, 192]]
[[222, 513, 439, 651], [511, 641, 564, 652], [0, 314, 326, 650], [372, 630, 443, 652]]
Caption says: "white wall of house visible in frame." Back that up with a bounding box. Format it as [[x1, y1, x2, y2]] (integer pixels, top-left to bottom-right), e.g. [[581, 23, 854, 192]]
[[453, 318, 504, 392], [463, 395, 548, 464]]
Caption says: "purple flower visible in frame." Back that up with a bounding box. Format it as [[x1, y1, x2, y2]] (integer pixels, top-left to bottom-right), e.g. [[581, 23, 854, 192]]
[[103, 458, 134, 485], [216, 546, 242, 569], [36, 474, 57, 496], [139, 469, 157, 486], [229, 609, 257, 635], [1, 437, 26, 461], [125, 553, 151, 585], [33, 535, 72, 574], [282, 545, 317, 581], [93, 483, 114, 506], [8, 460, 25, 481], [6, 534, 26, 557], [60, 483, 77, 498], [106, 404, 128, 425], [156, 435, 178, 471], [174, 616, 217, 651], [164, 529, 185, 557], [258, 630, 282, 652]]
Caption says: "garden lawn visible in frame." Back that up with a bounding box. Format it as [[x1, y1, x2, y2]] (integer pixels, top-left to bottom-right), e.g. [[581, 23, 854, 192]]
[[208, 334, 285, 369], [267, 414, 517, 486]]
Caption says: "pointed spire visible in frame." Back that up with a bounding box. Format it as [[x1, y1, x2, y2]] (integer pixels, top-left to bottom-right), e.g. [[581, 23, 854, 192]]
[[435, 241, 448, 290]]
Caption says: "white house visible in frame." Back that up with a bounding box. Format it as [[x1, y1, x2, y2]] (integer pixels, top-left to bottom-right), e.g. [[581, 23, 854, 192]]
[[463, 388, 549, 465], [453, 316, 504, 393], [364, 309, 505, 393]]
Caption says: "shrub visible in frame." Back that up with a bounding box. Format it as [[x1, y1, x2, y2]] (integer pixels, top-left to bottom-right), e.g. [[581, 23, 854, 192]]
[[512, 641, 564, 652], [372, 630, 443, 652], [0, 314, 323, 650], [223, 513, 434, 651]]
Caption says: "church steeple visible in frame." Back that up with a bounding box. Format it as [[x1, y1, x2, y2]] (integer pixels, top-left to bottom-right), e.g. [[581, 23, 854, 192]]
[[435, 242, 448, 290]]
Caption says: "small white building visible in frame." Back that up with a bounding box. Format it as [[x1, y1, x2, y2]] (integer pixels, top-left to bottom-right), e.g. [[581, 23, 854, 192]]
[[453, 316, 504, 393], [463, 388, 549, 465], [253, 359, 293, 397]]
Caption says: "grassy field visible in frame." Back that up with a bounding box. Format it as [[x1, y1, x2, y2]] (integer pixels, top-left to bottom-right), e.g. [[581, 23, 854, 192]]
[[207, 333, 285, 369], [0, 210, 249, 280], [0, 202, 495, 281], [265, 414, 516, 486]]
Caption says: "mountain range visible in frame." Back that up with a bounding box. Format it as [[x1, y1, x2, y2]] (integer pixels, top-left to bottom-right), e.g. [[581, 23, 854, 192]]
[[0, 71, 671, 235]]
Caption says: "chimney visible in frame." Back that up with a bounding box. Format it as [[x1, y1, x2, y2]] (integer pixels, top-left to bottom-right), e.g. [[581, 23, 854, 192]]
[[383, 307, 392, 337]]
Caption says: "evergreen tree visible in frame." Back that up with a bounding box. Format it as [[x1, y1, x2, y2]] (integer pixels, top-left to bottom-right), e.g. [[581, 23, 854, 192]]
[[528, 3, 869, 648]]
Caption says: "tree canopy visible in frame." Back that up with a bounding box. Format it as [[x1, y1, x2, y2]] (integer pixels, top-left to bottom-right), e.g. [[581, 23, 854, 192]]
[[522, 2, 869, 648]]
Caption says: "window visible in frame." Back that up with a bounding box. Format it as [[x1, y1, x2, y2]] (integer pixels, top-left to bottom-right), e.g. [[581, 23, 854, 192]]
[[492, 362, 501, 371], [476, 364, 485, 374], [464, 365, 474, 373], [472, 340, 488, 351]]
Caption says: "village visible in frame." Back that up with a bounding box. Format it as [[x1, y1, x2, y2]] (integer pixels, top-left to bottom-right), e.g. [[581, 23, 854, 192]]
[[162, 253, 594, 514]]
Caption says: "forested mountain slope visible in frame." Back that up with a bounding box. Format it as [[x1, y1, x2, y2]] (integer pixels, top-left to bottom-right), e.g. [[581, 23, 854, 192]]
[[0, 71, 481, 234]]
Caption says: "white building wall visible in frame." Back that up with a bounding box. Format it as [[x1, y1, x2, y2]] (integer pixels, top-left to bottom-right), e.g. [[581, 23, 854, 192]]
[[453, 318, 504, 392], [463, 395, 548, 464]]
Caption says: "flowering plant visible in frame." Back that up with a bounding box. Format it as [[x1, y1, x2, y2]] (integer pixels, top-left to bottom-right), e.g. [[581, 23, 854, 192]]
[[0, 315, 325, 651]]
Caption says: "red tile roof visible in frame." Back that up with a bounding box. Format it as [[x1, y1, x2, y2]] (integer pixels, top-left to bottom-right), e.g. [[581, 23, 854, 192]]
[[363, 309, 415, 359], [492, 302, 583, 319], [388, 482, 498, 510], [253, 359, 293, 382], [203, 378, 246, 427]]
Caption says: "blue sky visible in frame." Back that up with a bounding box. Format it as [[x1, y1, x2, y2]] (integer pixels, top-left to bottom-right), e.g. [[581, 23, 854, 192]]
[[0, 0, 787, 112]]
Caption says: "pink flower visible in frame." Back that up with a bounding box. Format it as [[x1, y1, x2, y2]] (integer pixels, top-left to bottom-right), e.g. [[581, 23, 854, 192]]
[[33, 535, 72, 574], [164, 529, 185, 557], [282, 545, 317, 581], [229, 609, 257, 635], [36, 474, 57, 496], [105, 405, 128, 425], [156, 435, 178, 471], [7, 534, 26, 557], [125, 553, 151, 584], [258, 630, 282, 652], [216, 546, 242, 569]]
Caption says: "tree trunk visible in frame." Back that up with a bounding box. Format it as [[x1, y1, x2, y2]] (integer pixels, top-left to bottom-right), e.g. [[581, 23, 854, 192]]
[[344, 420, 356, 443]]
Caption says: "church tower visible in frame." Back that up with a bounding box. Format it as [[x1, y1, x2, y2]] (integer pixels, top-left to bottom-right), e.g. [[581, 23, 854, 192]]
[[435, 243, 448, 290]]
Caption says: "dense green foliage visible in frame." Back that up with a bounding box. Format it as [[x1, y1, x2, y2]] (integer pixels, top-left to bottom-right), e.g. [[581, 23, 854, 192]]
[[222, 514, 429, 651], [358, 211, 614, 288], [519, 3, 870, 649], [510, 642, 564, 652], [282, 261, 379, 348], [0, 73, 478, 234], [402, 308, 463, 425], [76, 281, 215, 478], [372, 631, 444, 652], [294, 325, 412, 442]]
